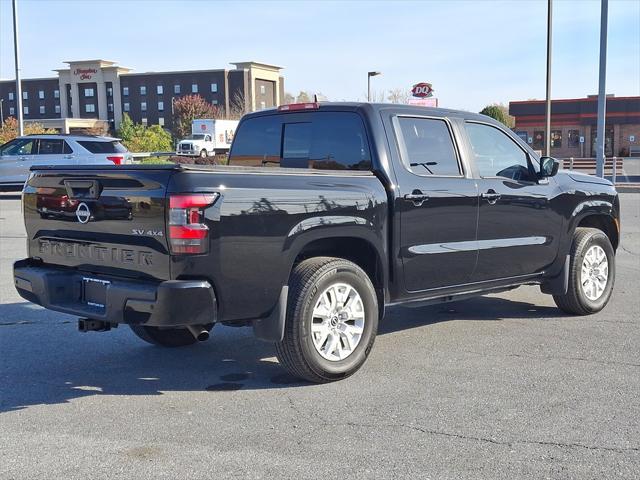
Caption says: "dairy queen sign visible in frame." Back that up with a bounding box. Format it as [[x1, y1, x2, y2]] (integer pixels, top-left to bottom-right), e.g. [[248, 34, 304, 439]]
[[73, 68, 98, 80], [411, 82, 434, 98]]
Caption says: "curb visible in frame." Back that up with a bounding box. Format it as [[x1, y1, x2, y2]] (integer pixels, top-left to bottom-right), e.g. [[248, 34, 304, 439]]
[[615, 184, 640, 193]]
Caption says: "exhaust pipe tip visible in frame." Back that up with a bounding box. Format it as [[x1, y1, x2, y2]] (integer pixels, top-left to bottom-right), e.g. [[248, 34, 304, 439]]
[[187, 325, 209, 342]]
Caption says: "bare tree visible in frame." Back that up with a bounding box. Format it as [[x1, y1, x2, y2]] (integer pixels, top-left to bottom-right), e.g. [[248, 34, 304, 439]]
[[228, 91, 249, 120], [387, 88, 410, 104]]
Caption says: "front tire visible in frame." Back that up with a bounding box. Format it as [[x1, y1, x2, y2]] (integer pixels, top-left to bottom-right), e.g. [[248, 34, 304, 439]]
[[199, 149, 207, 158], [129, 324, 213, 347], [553, 227, 615, 315], [275, 257, 379, 383]]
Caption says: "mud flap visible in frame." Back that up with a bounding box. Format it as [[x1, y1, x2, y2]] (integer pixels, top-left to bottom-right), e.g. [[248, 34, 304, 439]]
[[253, 286, 288, 342]]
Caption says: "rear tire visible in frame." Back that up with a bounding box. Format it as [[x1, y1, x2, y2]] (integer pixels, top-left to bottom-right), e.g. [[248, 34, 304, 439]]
[[553, 227, 615, 315], [275, 257, 378, 383], [129, 324, 213, 347]]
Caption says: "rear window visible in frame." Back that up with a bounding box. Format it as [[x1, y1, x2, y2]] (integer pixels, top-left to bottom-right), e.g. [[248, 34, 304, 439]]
[[77, 140, 127, 154], [229, 112, 371, 170]]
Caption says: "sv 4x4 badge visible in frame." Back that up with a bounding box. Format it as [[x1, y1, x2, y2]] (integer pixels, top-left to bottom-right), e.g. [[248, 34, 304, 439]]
[[132, 229, 164, 237]]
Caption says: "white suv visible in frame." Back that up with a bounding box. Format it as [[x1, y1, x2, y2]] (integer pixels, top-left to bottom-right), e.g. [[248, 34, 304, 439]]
[[0, 134, 133, 191]]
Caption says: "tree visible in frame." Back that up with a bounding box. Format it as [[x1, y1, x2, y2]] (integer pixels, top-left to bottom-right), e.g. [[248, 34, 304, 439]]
[[0, 117, 57, 144], [172, 94, 221, 139], [387, 88, 410, 104], [116, 113, 172, 153], [295, 91, 312, 103], [479, 104, 515, 128], [282, 92, 295, 105], [228, 91, 249, 120]]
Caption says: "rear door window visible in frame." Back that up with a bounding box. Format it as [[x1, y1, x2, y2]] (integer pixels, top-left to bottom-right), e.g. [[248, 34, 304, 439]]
[[77, 140, 127, 154], [396, 117, 461, 176], [38, 139, 65, 155], [229, 112, 371, 170]]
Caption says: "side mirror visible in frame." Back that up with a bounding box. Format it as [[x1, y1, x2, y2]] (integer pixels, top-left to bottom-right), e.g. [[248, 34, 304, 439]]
[[539, 156, 560, 178]]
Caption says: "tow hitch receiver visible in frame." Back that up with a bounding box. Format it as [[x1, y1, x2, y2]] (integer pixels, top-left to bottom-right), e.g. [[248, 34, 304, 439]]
[[78, 319, 117, 333]]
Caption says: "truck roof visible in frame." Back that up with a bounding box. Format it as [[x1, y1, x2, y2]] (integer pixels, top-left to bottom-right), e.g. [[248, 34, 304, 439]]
[[245, 101, 496, 124]]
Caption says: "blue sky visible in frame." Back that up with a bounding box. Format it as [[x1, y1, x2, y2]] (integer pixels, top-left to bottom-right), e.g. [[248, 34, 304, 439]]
[[1, 0, 638, 111]]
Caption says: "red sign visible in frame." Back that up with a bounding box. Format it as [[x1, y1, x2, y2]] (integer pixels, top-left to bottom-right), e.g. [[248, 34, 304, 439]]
[[412, 83, 434, 98], [73, 68, 98, 80], [201, 124, 207, 131]]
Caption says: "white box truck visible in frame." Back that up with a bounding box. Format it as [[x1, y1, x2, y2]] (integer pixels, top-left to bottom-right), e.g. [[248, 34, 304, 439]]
[[176, 119, 239, 157]]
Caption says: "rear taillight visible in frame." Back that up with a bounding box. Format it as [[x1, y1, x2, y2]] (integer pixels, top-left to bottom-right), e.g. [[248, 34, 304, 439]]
[[107, 155, 123, 165], [168, 194, 219, 254]]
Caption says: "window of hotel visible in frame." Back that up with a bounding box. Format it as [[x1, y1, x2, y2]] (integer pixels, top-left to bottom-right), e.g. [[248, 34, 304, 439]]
[[107, 87, 113, 97], [39, 90, 45, 99], [54, 89, 60, 99], [158, 101, 164, 111], [158, 117, 165, 127], [551, 130, 562, 148], [55, 105, 61, 114], [140, 86, 147, 95], [212, 100, 218, 105], [123, 87, 129, 96], [108, 103, 114, 112], [532, 130, 545, 150], [23, 106, 29, 114], [39, 105, 45, 114], [260, 101, 266, 110], [260, 85, 266, 95], [123, 102, 130, 112], [141, 102, 147, 111], [23, 91, 28, 100], [84, 88, 94, 97], [568, 129, 580, 148], [157, 85, 163, 95], [8, 92, 14, 101], [142, 118, 148, 126], [210, 83, 218, 93], [174, 84, 181, 94], [85, 104, 96, 113], [192, 83, 198, 93], [9, 107, 15, 115]]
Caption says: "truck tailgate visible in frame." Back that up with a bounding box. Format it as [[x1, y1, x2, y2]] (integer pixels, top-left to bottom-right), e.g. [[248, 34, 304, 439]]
[[22, 166, 175, 281]]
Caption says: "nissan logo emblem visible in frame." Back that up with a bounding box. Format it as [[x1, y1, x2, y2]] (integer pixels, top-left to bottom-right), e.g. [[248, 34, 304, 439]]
[[75, 202, 91, 224]]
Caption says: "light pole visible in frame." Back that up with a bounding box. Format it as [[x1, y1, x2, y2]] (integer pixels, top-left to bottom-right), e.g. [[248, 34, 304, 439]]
[[595, 0, 609, 177], [0, 99, 3, 124], [544, 0, 552, 158], [367, 71, 381, 102], [13, 0, 24, 136]]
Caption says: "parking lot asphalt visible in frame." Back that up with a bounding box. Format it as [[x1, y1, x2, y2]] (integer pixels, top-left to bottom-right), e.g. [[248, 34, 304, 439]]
[[1, 193, 639, 480]]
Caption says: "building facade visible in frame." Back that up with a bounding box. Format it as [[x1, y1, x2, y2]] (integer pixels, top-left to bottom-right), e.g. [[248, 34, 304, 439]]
[[0, 59, 285, 133], [509, 95, 640, 158]]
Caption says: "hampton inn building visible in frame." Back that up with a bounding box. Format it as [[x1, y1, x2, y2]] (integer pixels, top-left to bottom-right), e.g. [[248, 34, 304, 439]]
[[0, 59, 285, 133]]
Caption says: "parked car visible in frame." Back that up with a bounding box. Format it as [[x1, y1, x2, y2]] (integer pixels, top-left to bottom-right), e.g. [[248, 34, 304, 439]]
[[176, 119, 238, 157], [0, 134, 132, 191], [14, 103, 620, 383]]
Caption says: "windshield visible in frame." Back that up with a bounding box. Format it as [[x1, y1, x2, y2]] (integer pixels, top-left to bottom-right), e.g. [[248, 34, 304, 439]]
[[187, 134, 206, 140]]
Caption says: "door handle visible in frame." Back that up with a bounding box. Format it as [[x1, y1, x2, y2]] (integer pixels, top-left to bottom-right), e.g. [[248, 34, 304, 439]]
[[481, 190, 501, 204], [403, 190, 430, 207], [64, 155, 74, 159], [18, 157, 28, 161]]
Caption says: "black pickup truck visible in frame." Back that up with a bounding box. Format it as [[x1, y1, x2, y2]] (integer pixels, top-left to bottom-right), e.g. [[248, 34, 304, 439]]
[[14, 102, 620, 383]]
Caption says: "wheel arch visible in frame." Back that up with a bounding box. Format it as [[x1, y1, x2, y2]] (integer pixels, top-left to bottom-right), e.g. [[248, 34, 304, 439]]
[[290, 234, 388, 318]]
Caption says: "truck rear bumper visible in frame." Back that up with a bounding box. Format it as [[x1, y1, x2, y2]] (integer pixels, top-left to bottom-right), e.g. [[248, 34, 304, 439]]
[[13, 259, 217, 327]]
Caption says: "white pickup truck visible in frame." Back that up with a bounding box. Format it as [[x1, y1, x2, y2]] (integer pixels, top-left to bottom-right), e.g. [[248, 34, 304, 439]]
[[176, 119, 239, 157]]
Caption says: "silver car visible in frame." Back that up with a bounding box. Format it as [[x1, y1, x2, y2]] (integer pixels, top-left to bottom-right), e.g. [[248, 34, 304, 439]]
[[0, 134, 132, 191]]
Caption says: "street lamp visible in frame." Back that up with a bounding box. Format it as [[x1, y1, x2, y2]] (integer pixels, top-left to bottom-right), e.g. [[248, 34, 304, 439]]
[[367, 71, 382, 102]]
